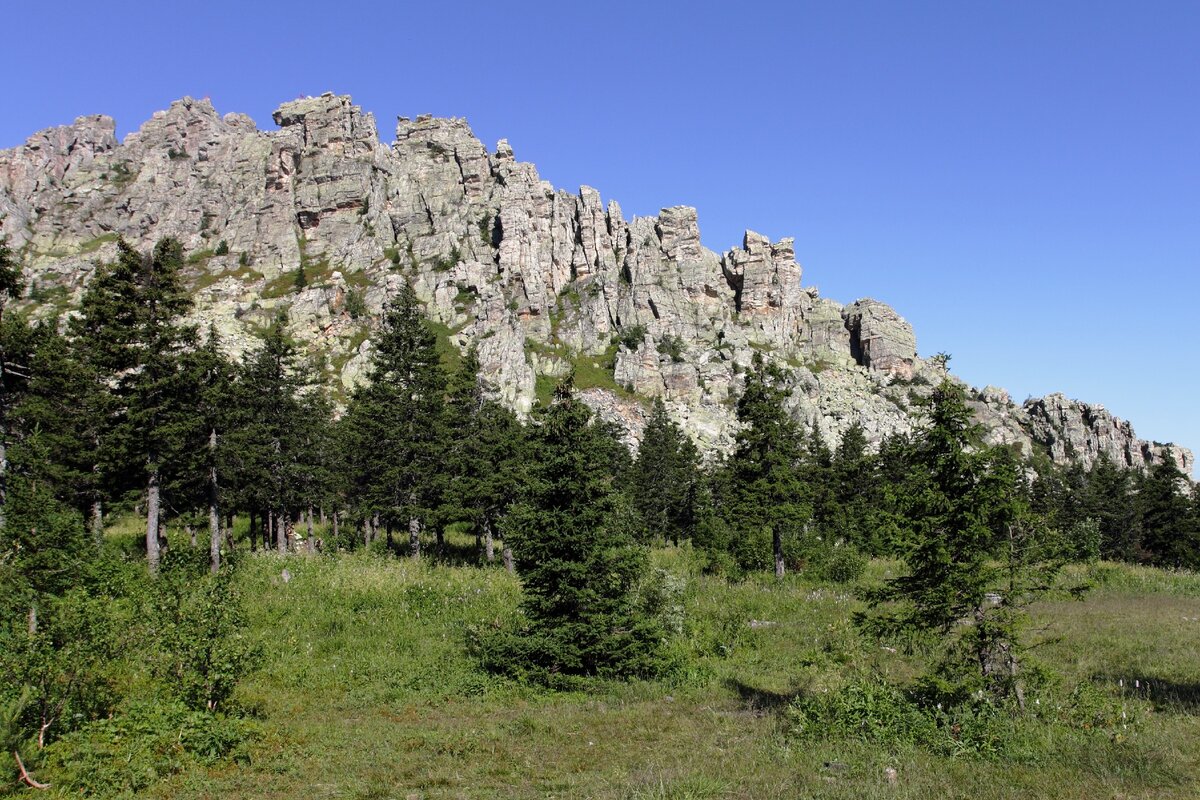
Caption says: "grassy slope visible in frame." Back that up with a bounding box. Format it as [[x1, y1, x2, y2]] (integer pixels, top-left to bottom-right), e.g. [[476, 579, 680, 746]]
[[109, 529, 1200, 800]]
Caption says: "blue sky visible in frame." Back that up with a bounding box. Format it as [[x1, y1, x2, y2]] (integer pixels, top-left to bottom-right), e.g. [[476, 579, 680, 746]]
[[2, 1, 1197, 467]]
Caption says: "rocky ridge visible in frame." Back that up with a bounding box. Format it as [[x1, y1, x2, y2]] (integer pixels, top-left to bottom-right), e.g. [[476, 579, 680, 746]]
[[0, 93, 1191, 475]]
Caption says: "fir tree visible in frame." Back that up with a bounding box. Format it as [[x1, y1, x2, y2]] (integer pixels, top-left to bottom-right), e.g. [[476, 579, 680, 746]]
[[1138, 454, 1198, 568], [0, 234, 25, 532], [828, 421, 875, 550], [341, 282, 445, 555], [71, 239, 197, 573], [724, 353, 809, 576], [860, 381, 1064, 706], [479, 376, 665, 682], [177, 326, 236, 571], [226, 311, 308, 553], [440, 348, 527, 561], [629, 399, 699, 544]]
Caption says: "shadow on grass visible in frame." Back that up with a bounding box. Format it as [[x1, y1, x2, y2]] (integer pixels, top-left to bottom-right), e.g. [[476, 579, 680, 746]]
[[725, 679, 800, 714], [1092, 673, 1200, 713]]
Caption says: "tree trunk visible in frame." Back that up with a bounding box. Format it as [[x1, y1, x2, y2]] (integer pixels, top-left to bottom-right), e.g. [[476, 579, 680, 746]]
[[146, 466, 161, 575], [484, 518, 495, 563], [27, 604, 36, 635], [188, 525, 196, 548], [772, 526, 785, 579], [319, 506, 326, 526], [276, 509, 287, 554], [90, 499, 104, 544], [502, 545, 514, 574], [364, 515, 372, 548], [332, 509, 339, 544], [409, 517, 421, 559], [209, 429, 221, 573], [306, 503, 315, 554]]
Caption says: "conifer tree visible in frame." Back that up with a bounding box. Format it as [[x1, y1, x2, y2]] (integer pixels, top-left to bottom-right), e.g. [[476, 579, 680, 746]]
[[178, 326, 236, 571], [10, 326, 99, 522], [341, 282, 444, 555], [1137, 454, 1198, 568], [724, 353, 809, 576], [480, 376, 665, 682], [829, 421, 875, 549], [629, 399, 699, 544], [1082, 456, 1138, 560], [859, 380, 1061, 706], [226, 311, 308, 552], [0, 235, 24, 532], [440, 348, 526, 560], [71, 239, 197, 573]]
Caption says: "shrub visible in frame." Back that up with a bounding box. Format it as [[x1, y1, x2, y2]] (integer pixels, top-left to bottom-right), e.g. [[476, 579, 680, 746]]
[[821, 546, 868, 583], [214, 240, 229, 256], [657, 335, 686, 363], [150, 557, 261, 713], [619, 324, 647, 351], [43, 700, 253, 796]]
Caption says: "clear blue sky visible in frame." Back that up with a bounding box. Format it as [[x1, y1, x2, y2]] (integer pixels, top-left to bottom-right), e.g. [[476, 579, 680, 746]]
[[2, 1, 1197, 466]]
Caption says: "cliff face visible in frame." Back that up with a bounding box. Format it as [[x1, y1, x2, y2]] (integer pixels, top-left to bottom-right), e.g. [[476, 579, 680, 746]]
[[0, 93, 1191, 475]]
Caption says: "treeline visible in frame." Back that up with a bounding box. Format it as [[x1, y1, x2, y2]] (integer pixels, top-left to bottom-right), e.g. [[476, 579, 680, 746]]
[[4, 237, 1195, 581]]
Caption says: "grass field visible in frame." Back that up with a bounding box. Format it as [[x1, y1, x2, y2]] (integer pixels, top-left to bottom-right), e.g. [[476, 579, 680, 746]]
[[60, 524, 1200, 799]]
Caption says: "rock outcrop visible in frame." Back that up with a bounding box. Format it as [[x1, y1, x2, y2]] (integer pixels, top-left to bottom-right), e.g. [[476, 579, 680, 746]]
[[0, 93, 1191, 476]]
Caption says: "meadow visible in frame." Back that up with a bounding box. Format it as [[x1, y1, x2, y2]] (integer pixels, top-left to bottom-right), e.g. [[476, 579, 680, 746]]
[[58, 520, 1199, 800]]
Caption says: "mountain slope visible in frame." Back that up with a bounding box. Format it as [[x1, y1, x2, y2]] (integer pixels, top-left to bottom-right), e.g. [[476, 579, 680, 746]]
[[0, 93, 1190, 474]]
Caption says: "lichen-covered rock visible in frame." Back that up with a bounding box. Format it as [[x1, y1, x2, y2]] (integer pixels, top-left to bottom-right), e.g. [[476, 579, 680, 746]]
[[0, 93, 1191, 476], [843, 299, 917, 377]]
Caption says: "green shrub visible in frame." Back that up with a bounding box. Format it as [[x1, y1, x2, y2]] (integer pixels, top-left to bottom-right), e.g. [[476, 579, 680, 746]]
[[821, 546, 868, 583], [214, 240, 229, 256], [43, 700, 253, 796], [151, 556, 261, 713], [345, 288, 367, 319], [657, 335, 686, 363], [619, 324, 648, 351]]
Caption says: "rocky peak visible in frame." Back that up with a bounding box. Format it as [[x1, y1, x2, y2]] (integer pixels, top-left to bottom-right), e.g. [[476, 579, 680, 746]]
[[0, 93, 1192, 478]]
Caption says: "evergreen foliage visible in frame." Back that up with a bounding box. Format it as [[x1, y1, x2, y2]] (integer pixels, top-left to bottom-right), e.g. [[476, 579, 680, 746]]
[[1137, 454, 1198, 568], [477, 376, 665, 683], [341, 282, 445, 553], [859, 381, 1070, 706], [721, 353, 811, 575], [629, 399, 699, 544]]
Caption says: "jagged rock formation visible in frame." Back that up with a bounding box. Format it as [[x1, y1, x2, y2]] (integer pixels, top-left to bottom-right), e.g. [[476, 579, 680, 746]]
[[0, 93, 1191, 475]]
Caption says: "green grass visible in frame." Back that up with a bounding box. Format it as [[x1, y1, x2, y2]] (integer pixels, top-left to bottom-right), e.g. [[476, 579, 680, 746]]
[[78, 232, 120, 254], [529, 342, 634, 407], [56, 523, 1200, 799], [427, 320, 466, 372]]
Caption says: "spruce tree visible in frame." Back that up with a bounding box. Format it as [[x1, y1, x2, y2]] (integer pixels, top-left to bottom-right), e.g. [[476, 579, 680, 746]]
[[71, 239, 197, 573], [829, 421, 875, 550], [178, 327, 236, 571], [629, 399, 699, 544], [1138, 454, 1197, 568], [480, 376, 665, 682], [724, 353, 809, 576], [226, 311, 308, 553], [440, 348, 527, 561], [1083, 456, 1138, 560], [0, 234, 24, 532], [860, 380, 1062, 706], [341, 282, 444, 555]]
